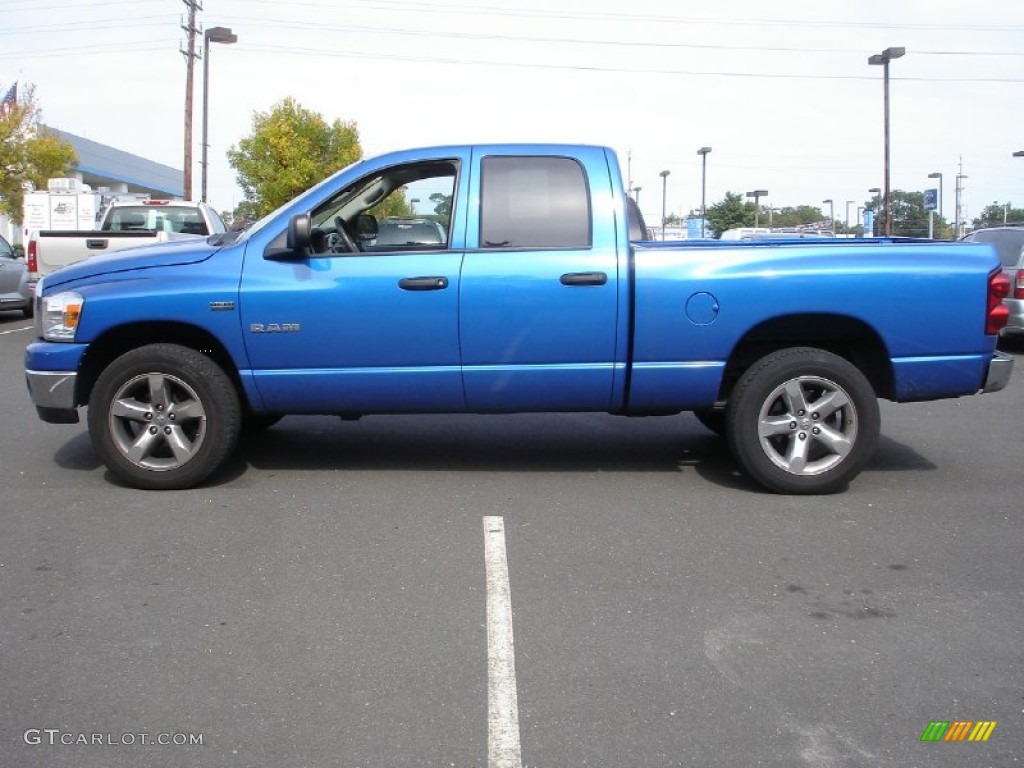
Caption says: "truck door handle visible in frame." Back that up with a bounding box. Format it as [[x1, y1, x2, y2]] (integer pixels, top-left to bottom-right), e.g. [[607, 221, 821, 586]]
[[560, 271, 607, 286], [398, 276, 449, 291], [85, 239, 109, 250]]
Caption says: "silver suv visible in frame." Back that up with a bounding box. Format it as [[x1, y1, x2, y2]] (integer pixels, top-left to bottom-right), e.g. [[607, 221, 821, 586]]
[[0, 234, 33, 318], [961, 226, 1024, 340]]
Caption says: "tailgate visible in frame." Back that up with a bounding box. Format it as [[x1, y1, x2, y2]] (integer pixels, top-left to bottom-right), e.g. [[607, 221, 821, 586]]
[[38, 231, 158, 271]]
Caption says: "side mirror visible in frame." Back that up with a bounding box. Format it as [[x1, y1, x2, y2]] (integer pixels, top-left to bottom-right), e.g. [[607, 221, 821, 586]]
[[355, 213, 378, 241], [286, 213, 312, 251]]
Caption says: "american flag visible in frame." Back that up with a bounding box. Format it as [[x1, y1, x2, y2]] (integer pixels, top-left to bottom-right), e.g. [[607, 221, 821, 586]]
[[1, 82, 17, 116]]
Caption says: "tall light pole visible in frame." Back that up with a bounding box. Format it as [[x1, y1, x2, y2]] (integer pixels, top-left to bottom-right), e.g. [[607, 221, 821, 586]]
[[659, 170, 670, 240], [868, 46, 905, 236], [822, 199, 834, 230], [201, 25, 238, 203], [697, 147, 711, 237], [746, 190, 768, 227]]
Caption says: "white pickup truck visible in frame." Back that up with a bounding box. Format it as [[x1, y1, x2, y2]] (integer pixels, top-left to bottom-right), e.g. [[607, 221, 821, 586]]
[[26, 200, 227, 280]]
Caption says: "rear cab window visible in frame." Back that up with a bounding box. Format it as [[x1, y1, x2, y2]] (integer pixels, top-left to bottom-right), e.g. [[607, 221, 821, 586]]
[[103, 205, 224, 235]]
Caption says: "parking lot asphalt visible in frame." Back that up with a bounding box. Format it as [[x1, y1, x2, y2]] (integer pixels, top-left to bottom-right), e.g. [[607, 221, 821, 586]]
[[1, 313, 1022, 767]]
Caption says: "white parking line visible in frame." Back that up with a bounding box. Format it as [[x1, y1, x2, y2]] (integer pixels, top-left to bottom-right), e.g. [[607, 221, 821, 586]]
[[0, 325, 33, 335], [484, 516, 523, 768]]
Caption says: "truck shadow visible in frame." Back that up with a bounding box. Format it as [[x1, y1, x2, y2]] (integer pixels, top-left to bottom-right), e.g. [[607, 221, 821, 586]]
[[224, 414, 936, 491], [50, 413, 937, 491]]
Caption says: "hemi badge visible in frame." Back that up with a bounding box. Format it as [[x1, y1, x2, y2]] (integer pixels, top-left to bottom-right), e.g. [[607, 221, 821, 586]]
[[209, 301, 235, 311]]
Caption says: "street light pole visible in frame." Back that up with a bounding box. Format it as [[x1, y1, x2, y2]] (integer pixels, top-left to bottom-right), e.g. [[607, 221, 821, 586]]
[[659, 170, 670, 240], [822, 199, 834, 230], [201, 25, 238, 203], [746, 190, 768, 228], [868, 46, 905, 236], [697, 147, 711, 237]]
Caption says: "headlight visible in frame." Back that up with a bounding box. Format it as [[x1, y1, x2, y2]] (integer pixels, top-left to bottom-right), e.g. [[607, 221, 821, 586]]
[[41, 291, 84, 342]]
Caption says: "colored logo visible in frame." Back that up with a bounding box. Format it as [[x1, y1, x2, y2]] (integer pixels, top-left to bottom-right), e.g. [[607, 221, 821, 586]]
[[921, 721, 997, 742]]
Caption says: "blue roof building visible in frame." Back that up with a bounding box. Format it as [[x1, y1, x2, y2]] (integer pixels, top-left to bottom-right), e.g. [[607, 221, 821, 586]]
[[48, 127, 183, 198]]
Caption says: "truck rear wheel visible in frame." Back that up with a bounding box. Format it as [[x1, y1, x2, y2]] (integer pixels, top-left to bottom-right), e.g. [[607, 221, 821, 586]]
[[726, 347, 879, 494], [87, 344, 241, 490]]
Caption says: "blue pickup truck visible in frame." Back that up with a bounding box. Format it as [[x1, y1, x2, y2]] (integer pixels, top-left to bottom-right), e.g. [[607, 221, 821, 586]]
[[25, 143, 1014, 493]]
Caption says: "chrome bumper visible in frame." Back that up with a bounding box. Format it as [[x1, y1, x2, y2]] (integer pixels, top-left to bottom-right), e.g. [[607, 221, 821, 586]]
[[982, 352, 1014, 393], [26, 369, 80, 423]]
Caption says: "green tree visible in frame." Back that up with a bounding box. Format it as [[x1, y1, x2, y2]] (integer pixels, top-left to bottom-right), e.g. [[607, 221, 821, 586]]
[[428, 192, 452, 226], [0, 83, 77, 223], [705, 192, 755, 237], [973, 202, 1024, 229], [769, 205, 828, 229], [227, 97, 362, 218], [883, 190, 928, 237]]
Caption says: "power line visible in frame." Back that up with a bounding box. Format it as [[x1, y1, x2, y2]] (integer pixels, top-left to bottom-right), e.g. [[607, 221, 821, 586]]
[[237, 42, 1024, 82], [183, 19, 1024, 57], [223, 0, 1024, 33]]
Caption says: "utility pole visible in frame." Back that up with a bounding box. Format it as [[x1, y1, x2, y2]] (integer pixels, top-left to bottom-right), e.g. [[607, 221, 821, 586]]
[[181, 0, 202, 201], [954, 156, 967, 239]]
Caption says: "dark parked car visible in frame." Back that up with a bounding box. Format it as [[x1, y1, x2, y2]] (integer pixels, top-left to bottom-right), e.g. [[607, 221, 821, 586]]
[[0, 234, 33, 318], [961, 226, 1024, 339]]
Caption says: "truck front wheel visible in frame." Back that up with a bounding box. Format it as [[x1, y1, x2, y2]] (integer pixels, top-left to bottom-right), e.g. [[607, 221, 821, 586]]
[[88, 344, 241, 490], [726, 347, 880, 494]]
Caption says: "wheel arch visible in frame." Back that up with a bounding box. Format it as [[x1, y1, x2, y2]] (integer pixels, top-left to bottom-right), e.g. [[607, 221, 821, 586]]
[[719, 313, 894, 403], [77, 322, 248, 408]]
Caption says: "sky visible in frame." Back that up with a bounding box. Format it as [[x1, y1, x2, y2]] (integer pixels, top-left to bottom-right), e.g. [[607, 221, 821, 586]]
[[2, 0, 1023, 229]]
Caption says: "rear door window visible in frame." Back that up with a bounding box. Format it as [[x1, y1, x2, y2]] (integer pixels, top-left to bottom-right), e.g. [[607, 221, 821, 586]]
[[479, 156, 591, 249]]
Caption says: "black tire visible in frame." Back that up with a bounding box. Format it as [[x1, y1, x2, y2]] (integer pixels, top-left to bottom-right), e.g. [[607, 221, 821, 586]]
[[22, 302, 34, 319], [726, 347, 880, 494], [87, 344, 242, 490], [693, 408, 726, 437]]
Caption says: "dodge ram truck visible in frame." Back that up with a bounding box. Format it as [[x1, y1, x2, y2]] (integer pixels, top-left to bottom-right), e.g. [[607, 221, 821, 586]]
[[25, 143, 1014, 493]]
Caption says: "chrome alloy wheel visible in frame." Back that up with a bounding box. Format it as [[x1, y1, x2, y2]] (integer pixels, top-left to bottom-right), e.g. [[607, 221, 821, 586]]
[[107, 372, 208, 471], [756, 375, 858, 476]]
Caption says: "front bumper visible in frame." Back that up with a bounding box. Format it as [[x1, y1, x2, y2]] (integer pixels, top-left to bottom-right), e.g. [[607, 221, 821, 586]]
[[982, 352, 1014, 393], [26, 369, 80, 423], [25, 341, 89, 425]]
